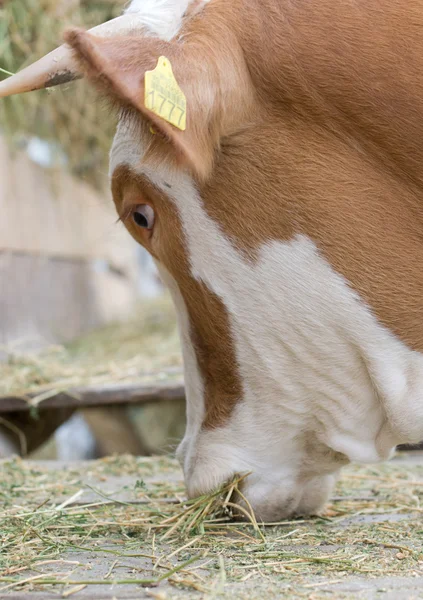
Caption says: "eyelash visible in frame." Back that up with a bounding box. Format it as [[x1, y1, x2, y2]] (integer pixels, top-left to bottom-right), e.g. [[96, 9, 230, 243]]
[[116, 207, 133, 225]]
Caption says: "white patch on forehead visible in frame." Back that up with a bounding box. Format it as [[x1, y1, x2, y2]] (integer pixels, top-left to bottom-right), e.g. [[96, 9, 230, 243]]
[[109, 115, 189, 186], [109, 118, 145, 178], [125, 0, 209, 40]]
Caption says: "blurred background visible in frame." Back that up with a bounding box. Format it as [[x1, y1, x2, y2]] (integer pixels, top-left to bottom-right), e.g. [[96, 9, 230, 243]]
[[0, 0, 186, 461]]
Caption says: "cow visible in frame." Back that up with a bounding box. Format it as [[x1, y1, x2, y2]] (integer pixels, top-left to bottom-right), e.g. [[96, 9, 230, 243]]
[[2, 0, 423, 521]]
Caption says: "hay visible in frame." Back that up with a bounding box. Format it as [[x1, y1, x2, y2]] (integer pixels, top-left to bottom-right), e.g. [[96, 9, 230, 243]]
[[0, 294, 183, 398], [0, 1, 122, 186], [1, 454, 423, 598]]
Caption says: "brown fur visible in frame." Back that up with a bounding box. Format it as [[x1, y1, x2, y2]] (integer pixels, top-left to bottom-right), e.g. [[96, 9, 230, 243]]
[[112, 166, 242, 427], [64, 15, 255, 181], [68, 0, 423, 431]]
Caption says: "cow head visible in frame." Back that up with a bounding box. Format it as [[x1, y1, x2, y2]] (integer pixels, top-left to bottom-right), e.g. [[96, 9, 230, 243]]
[[4, 0, 423, 521]]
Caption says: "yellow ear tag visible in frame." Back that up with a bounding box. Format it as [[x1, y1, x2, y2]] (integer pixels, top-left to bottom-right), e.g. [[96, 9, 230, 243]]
[[144, 56, 187, 131]]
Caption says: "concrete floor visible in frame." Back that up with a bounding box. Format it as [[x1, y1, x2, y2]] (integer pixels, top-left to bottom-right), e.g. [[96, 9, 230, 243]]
[[2, 452, 423, 600]]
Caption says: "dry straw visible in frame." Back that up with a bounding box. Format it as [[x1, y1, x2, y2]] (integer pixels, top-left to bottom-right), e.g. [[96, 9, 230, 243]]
[[0, 0, 123, 186], [0, 295, 183, 398], [1, 454, 423, 596]]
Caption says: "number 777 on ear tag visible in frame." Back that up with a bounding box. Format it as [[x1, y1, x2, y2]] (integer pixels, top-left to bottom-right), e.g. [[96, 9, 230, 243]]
[[144, 56, 187, 131]]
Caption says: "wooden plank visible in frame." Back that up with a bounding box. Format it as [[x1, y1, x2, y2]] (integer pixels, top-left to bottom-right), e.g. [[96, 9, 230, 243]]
[[0, 381, 185, 413]]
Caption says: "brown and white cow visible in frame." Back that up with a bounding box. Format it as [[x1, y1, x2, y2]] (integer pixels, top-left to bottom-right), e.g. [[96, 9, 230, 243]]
[[3, 0, 423, 520]]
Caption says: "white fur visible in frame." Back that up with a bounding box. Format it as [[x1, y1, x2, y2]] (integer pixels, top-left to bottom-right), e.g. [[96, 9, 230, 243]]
[[110, 111, 423, 520], [125, 0, 205, 40], [156, 262, 206, 461], [109, 1, 423, 517], [154, 172, 423, 518]]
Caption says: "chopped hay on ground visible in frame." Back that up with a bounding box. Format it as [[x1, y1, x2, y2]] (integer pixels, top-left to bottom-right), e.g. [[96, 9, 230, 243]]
[[1, 454, 423, 598], [0, 294, 183, 399]]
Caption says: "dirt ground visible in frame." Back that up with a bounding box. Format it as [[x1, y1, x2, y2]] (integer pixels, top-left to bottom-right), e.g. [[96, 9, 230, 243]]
[[2, 452, 423, 599]]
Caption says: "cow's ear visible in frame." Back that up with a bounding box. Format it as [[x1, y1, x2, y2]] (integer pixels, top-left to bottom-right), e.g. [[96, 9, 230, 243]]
[[64, 28, 216, 180]]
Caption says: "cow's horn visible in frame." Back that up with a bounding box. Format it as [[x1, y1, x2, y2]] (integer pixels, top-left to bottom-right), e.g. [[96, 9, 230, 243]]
[[0, 14, 142, 98]]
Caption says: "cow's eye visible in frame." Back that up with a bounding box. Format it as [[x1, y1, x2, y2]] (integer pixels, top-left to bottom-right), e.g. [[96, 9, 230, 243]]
[[133, 204, 155, 230]]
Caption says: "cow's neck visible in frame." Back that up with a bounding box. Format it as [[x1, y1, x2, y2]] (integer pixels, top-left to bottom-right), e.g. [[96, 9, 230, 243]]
[[229, 0, 423, 191]]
